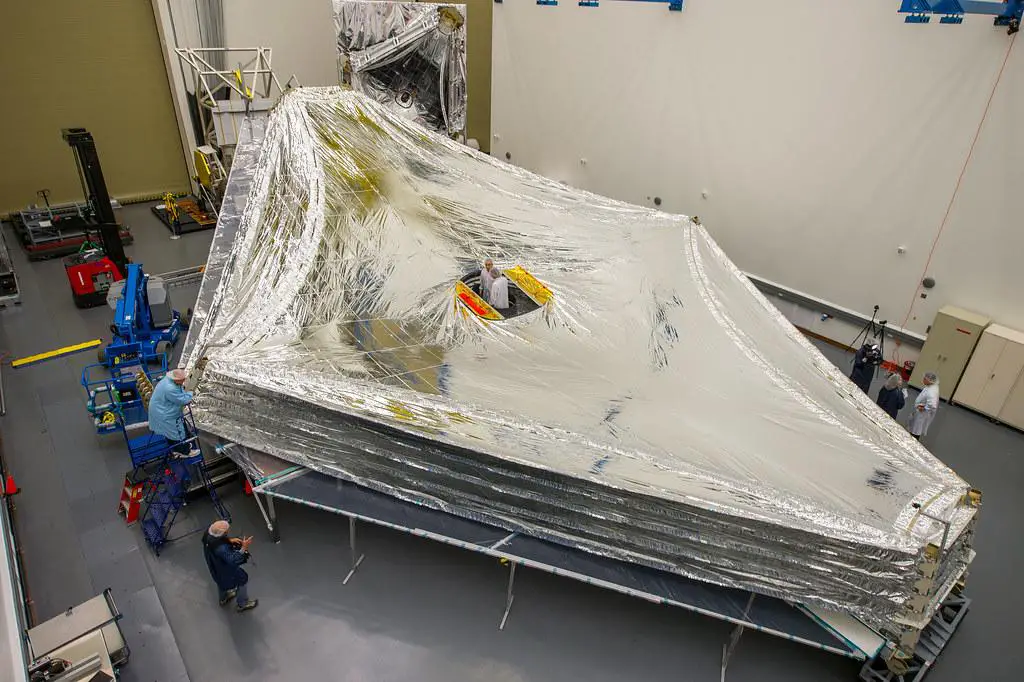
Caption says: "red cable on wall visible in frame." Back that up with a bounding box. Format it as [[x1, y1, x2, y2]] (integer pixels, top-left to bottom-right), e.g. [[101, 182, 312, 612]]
[[896, 34, 1017, 340]]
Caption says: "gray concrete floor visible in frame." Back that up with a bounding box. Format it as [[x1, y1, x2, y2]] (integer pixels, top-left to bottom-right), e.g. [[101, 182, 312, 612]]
[[1, 204, 1022, 681]]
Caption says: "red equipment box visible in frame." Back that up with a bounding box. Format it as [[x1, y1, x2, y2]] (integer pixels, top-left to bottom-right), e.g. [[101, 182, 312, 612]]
[[64, 249, 124, 308]]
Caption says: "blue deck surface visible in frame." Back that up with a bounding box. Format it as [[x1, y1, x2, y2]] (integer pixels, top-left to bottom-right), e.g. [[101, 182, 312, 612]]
[[263, 468, 860, 658]]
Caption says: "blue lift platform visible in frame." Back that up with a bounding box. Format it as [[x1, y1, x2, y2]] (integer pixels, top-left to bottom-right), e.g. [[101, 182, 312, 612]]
[[97, 263, 202, 367], [82, 356, 167, 436]]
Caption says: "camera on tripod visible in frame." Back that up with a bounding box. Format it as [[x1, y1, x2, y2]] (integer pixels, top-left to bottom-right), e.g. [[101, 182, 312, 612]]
[[849, 306, 888, 393], [861, 342, 883, 367]]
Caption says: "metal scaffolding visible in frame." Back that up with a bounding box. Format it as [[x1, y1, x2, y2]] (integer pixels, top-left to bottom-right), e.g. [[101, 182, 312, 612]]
[[174, 47, 296, 161]]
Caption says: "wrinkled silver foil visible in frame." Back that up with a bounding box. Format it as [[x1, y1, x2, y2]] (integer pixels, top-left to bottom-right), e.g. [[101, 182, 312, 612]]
[[184, 88, 976, 636], [333, 1, 467, 136]]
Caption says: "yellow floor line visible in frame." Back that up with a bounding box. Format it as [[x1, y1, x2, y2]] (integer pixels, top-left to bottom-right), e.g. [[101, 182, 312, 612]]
[[12, 339, 103, 368]]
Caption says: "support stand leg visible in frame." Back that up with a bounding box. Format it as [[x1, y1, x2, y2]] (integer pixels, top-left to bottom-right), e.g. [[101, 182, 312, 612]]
[[499, 561, 516, 631], [266, 495, 280, 543], [721, 594, 756, 682], [248, 478, 279, 542], [342, 516, 365, 585]]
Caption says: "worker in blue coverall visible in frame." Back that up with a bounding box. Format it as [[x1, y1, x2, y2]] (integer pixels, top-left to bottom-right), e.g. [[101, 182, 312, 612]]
[[202, 520, 258, 612], [149, 368, 196, 456]]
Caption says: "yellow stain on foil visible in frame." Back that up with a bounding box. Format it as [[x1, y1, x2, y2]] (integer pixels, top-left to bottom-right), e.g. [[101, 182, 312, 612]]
[[387, 400, 416, 423]]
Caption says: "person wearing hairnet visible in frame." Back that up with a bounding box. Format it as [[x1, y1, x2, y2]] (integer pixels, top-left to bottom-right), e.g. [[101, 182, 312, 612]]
[[876, 373, 906, 420], [149, 368, 196, 456], [479, 258, 496, 302], [489, 268, 510, 310], [202, 520, 257, 612], [908, 372, 940, 440]]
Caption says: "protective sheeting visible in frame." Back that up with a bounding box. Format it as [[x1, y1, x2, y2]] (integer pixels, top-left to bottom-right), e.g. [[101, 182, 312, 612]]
[[333, 1, 467, 136], [183, 87, 976, 637]]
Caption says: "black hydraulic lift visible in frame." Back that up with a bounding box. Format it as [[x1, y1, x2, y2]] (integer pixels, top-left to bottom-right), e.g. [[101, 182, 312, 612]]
[[61, 128, 130, 306]]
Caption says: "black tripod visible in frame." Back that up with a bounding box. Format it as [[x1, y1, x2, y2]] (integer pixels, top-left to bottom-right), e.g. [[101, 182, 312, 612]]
[[849, 305, 887, 381]]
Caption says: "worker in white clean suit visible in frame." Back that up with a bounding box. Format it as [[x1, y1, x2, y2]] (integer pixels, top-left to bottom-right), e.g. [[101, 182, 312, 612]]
[[479, 258, 496, 302], [908, 372, 940, 440], [489, 269, 510, 310]]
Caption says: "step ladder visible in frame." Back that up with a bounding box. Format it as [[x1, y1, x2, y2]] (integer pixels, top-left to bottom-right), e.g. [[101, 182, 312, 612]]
[[141, 459, 190, 555], [140, 449, 231, 555], [116, 474, 147, 524]]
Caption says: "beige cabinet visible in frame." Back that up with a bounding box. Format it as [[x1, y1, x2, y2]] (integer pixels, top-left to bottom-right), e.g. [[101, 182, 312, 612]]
[[953, 325, 1024, 429], [910, 306, 991, 401], [998, 372, 1024, 430]]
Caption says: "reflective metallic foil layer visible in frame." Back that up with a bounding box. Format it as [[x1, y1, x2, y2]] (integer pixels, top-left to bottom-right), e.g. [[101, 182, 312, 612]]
[[184, 88, 975, 635], [333, 1, 467, 136]]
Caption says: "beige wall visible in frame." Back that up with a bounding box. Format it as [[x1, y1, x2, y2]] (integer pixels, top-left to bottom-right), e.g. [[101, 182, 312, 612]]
[[0, 1, 189, 214], [463, 0, 492, 151]]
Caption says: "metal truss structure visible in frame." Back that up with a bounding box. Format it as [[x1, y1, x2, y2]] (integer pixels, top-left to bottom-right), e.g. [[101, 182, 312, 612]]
[[174, 47, 297, 163]]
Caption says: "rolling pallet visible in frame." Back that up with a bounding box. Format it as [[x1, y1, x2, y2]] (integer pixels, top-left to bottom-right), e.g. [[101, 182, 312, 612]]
[[151, 197, 217, 236]]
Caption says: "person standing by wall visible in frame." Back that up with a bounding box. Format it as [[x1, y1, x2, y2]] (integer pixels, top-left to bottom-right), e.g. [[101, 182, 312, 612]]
[[876, 373, 906, 420], [908, 372, 940, 440]]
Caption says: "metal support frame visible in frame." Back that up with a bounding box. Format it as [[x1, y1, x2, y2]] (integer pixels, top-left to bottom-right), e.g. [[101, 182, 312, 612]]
[[913, 505, 952, 554], [265, 495, 279, 543], [234, 466, 979, 679], [174, 48, 292, 157], [859, 593, 971, 681], [254, 482, 864, 657], [499, 560, 517, 630], [342, 517, 366, 585], [247, 474, 281, 543], [720, 593, 756, 681]]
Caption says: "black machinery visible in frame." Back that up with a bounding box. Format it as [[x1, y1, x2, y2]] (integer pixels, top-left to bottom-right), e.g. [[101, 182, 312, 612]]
[[60, 129, 131, 307], [12, 129, 133, 261]]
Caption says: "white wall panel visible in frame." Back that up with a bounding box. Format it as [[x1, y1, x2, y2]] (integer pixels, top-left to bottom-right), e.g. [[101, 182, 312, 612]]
[[221, 0, 338, 87], [490, 1, 1023, 344]]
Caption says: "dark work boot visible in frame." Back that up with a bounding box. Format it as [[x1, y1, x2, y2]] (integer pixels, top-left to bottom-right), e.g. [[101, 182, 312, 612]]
[[237, 599, 259, 613]]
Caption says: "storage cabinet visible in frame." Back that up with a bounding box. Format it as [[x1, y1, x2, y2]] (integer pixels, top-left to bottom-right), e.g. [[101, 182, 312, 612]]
[[953, 325, 1024, 428], [997, 372, 1024, 431], [910, 306, 990, 401]]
